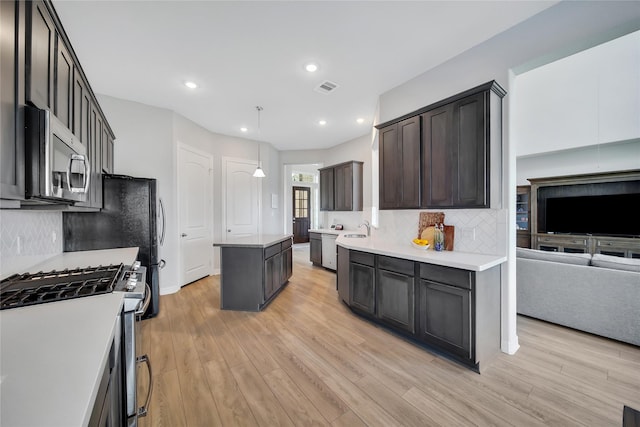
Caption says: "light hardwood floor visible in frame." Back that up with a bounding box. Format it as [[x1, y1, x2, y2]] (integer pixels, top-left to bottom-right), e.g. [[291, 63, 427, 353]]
[[137, 245, 640, 426]]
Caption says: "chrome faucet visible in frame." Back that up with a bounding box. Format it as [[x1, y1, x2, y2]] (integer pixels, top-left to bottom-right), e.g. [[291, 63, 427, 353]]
[[359, 220, 371, 237]]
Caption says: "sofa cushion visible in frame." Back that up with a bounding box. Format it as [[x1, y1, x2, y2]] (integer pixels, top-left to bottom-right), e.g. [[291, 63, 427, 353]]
[[591, 253, 640, 272], [516, 247, 591, 266]]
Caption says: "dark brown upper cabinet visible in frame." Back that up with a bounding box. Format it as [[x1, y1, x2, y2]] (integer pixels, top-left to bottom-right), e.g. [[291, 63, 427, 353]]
[[319, 167, 334, 211], [54, 37, 73, 129], [13, 0, 117, 208], [1, 0, 26, 201], [379, 116, 421, 209], [319, 161, 364, 211], [377, 81, 505, 210], [421, 104, 453, 207], [25, 0, 55, 111]]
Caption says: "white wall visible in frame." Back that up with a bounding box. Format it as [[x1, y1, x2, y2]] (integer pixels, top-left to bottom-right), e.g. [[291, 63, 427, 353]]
[[517, 139, 640, 185], [514, 31, 640, 157], [97, 95, 181, 294], [378, 1, 640, 355], [99, 97, 283, 290]]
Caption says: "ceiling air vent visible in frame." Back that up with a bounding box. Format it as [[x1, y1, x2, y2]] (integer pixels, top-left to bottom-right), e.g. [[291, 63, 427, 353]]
[[314, 80, 339, 94]]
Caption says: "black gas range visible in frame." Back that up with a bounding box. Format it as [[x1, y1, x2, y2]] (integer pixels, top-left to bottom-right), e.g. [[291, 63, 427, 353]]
[[0, 262, 146, 310]]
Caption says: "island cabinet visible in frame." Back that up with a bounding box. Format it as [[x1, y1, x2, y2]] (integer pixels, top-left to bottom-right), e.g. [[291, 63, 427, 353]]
[[338, 248, 501, 372], [319, 161, 364, 211], [216, 235, 293, 311]]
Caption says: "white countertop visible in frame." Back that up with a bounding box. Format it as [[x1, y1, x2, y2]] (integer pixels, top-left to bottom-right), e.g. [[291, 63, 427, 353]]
[[0, 247, 139, 427], [213, 234, 292, 248], [1, 247, 140, 281], [336, 235, 506, 271], [309, 228, 342, 235]]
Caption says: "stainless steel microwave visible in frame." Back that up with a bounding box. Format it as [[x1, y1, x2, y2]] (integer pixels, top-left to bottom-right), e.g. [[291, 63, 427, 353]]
[[25, 106, 90, 204]]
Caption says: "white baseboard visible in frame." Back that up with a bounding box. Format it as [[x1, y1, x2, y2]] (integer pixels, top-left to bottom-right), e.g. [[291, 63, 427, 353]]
[[160, 285, 181, 295], [501, 335, 520, 355]]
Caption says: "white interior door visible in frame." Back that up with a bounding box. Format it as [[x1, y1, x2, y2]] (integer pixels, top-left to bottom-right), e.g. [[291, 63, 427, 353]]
[[224, 158, 260, 238], [178, 144, 213, 286]]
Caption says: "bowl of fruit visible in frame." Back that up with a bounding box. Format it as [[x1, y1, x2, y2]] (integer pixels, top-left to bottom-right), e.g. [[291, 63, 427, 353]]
[[411, 238, 430, 250]]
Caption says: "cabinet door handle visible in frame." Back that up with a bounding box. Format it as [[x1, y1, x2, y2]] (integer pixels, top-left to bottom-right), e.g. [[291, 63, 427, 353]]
[[136, 354, 153, 418]]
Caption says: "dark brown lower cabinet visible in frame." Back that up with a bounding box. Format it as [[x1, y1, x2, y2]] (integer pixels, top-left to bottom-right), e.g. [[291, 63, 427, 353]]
[[418, 280, 471, 359], [219, 237, 292, 311], [282, 245, 293, 283], [339, 248, 501, 372], [309, 232, 322, 265], [376, 256, 415, 333], [264, 252, 281, 302], [349, 251, 376, 315]]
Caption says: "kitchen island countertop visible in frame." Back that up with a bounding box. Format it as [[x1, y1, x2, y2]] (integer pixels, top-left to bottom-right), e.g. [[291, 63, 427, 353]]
[[308, 228, 342, 235], [214, 234, 293, 248], [337, 235, 506, 272], [0, 247, 138, 427]]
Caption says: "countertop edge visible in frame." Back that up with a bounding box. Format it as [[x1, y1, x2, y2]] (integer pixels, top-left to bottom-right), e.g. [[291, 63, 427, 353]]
[[336, 236, 506, 272], [309, 228, 342, 235], [214, 234, 293, 248]]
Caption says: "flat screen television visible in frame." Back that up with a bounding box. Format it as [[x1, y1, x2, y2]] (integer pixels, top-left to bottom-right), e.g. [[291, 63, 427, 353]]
[[545, 193, 640, 237]]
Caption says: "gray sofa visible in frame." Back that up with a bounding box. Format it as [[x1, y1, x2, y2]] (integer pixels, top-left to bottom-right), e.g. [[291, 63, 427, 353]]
[[516, 247, 640, 346]]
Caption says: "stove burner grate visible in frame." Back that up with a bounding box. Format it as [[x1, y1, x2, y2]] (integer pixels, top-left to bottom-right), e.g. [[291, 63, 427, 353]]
[[0, 264, 124, 310]]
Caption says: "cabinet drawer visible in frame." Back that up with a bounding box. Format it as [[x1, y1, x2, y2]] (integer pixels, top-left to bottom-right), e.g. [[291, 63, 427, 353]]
[[420, 263, 471, 290], [309, 232, 321, 240], [350, 250, 375, 267], [537, 235, 588, 246], [281, 238, 292, 250], [265, 243, 281, 259], [378, 255, 414, 276]]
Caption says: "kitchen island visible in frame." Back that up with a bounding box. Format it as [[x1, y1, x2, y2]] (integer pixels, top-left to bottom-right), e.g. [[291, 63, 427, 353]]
[[214, 234, 293, 311], [336, 235, 506, 372], [0, 248, 138, 427]]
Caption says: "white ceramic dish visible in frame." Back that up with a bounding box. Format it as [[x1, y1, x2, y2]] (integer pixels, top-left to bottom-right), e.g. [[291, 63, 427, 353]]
[[411, 241, 430, 250]]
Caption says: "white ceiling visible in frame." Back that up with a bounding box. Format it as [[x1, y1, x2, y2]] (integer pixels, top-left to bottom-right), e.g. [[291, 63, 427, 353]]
[[52, 1, 556, 151]]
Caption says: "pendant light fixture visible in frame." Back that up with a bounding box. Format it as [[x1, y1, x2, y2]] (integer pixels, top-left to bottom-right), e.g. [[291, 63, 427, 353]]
[[253, 106, 266, 178]]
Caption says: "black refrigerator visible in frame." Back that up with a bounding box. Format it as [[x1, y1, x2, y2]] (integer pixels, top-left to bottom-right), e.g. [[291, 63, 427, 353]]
[[63, 174, 163, 319]]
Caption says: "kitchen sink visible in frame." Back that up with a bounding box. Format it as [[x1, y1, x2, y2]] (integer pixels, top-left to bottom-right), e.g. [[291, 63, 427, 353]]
[[343, 233, 367, 238]]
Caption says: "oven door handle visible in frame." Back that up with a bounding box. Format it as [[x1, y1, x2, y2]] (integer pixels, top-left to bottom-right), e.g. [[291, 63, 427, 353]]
[[136, 354, 153, 418], [136, 283, 152, 317]]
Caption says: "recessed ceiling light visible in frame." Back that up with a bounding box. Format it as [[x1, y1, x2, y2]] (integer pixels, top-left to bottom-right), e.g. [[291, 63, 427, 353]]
[[356, 118, 365, 124], [184, 81, 197, 89], [305, 63, 318, 72], [318, 120, 327, 126], [240, 127, 248, 132]]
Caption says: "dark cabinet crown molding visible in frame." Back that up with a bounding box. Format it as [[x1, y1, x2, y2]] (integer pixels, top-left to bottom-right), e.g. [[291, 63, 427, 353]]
[[375, 80, 506, 130]]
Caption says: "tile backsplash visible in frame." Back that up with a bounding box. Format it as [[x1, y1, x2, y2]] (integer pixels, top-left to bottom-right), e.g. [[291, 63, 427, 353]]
[[323, 208, 505, 256], [0, 210, 62, 277]]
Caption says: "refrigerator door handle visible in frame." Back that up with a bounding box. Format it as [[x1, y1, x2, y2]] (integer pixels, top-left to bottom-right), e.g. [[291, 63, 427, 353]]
[[159, 197, 166, 246]]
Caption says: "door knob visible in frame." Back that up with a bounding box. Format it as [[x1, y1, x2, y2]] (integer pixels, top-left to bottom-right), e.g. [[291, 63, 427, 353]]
[[181, 233, 187, 237]]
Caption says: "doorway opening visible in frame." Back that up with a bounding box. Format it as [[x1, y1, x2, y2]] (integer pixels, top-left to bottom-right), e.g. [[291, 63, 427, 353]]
[[284, 164, 320, 242], [292, 186, 311, 243]]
